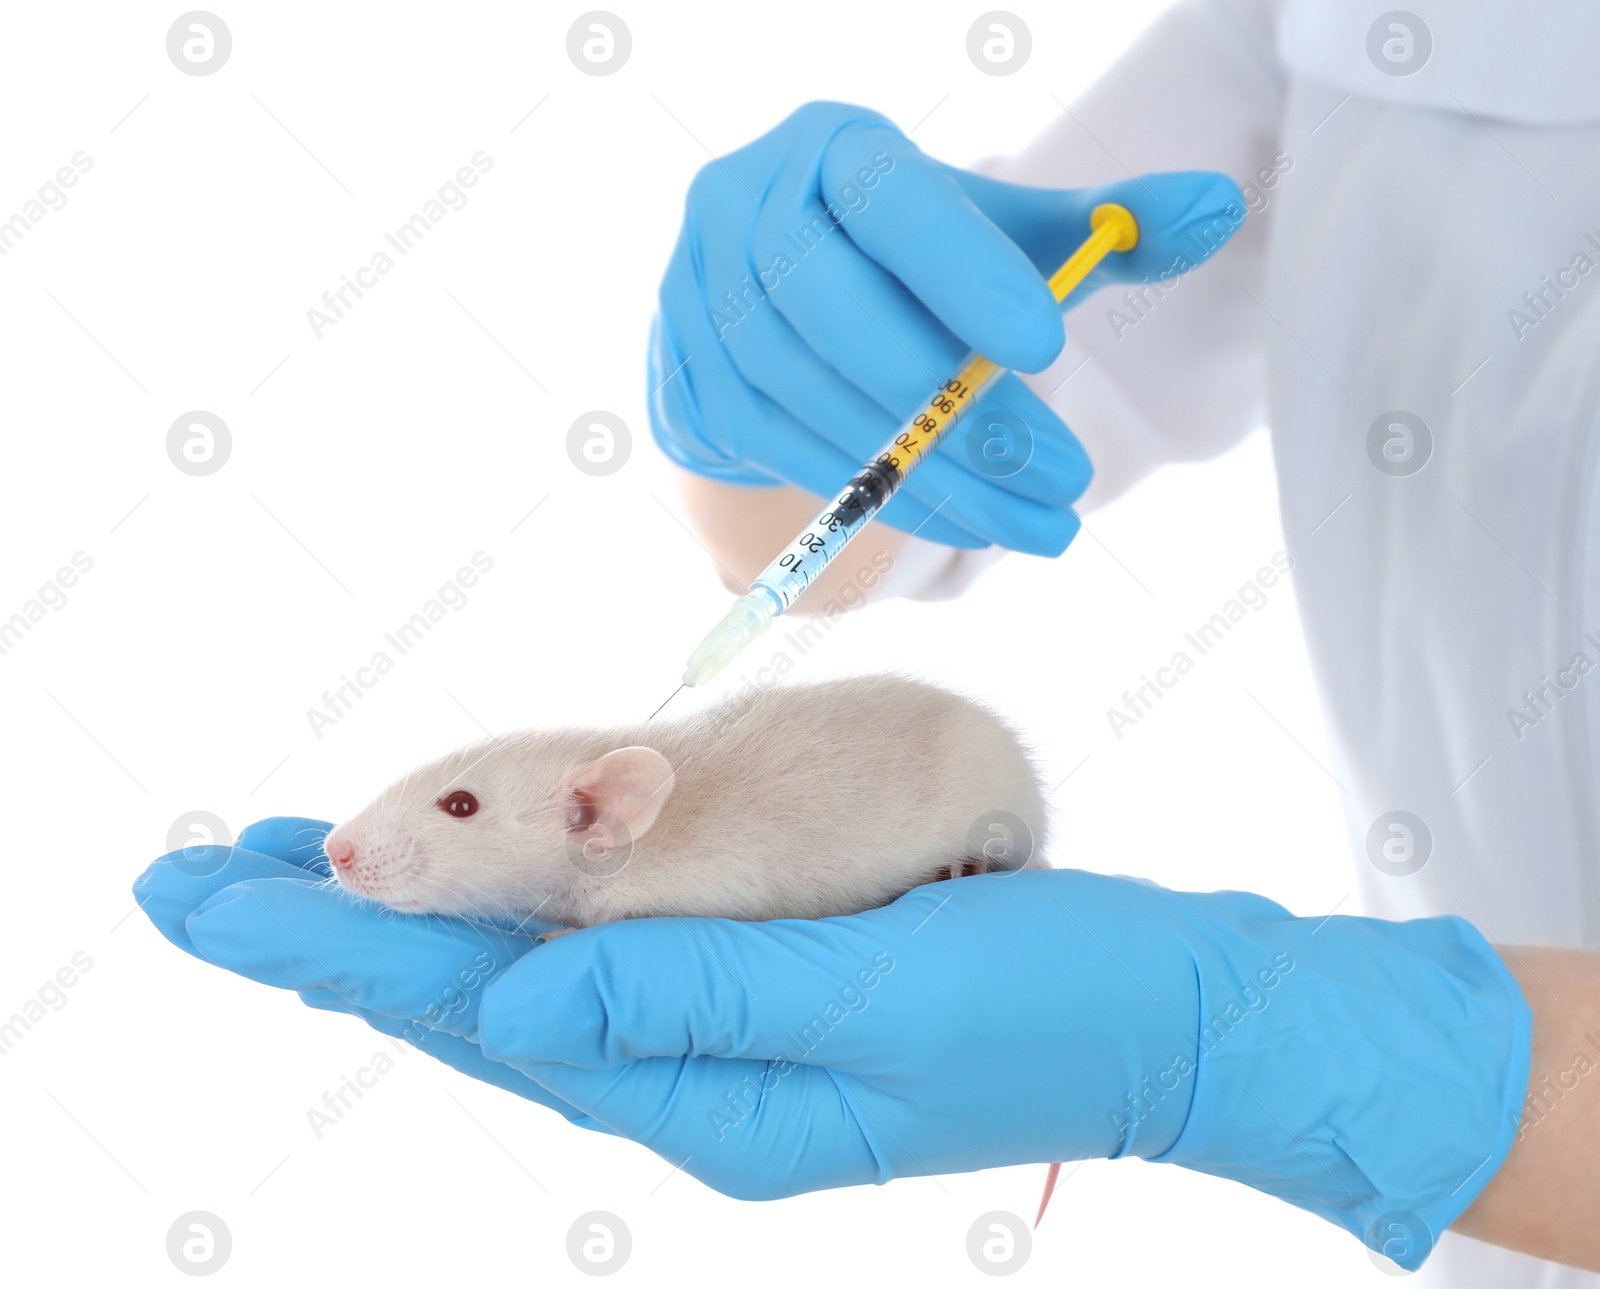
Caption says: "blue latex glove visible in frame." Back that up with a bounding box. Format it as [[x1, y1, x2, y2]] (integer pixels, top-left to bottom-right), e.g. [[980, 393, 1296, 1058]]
[[134, 822, 1530, 1271], [650, 100, 1247, 555], [472, 873, 1529, 1269]]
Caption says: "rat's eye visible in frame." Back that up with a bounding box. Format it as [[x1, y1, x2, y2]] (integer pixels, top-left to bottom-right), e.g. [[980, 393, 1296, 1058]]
[[438, 790, 479, 818]]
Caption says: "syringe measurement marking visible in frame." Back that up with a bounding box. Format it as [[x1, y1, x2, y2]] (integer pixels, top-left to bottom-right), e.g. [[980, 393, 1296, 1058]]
[[765, 358, 999, 608]]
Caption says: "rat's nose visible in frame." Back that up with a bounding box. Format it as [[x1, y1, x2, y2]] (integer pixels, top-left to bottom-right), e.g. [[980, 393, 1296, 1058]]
[[325, 836, 356, 868]]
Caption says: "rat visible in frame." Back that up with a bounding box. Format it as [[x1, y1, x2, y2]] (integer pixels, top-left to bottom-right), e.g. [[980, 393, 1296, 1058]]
[[323, 674, 1048, 926], [322, 672, 1065, 1224]]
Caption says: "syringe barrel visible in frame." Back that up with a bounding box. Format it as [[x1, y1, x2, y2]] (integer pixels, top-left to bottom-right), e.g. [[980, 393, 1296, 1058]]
[[751, 354, 1004, 611]]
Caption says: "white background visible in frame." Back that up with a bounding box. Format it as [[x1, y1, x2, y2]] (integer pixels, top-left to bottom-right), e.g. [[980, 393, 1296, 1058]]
[[0, 1, 1411, 1284]]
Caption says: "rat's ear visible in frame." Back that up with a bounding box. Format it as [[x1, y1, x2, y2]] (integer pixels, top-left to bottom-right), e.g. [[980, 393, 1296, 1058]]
[[562, 746, 676, 840]]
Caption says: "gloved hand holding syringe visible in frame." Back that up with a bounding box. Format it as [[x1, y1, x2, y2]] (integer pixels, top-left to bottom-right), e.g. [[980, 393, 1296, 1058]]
[[683, 203, 1140, 688]]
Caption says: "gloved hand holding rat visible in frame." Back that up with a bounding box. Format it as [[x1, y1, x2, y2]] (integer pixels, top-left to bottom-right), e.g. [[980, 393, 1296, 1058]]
[[135, 104, 1539, 1274], [136, 678, 1527, 1272]]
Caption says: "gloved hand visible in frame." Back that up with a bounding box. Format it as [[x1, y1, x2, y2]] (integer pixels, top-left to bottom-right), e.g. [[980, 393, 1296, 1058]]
[[650, 100, 1247, 555], [476, 870, 1529, 1270], [134, 821, 1530, 1272]]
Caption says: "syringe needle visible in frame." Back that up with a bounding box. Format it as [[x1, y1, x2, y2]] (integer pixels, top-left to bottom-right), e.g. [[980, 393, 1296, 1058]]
[[648, 683, 686, 722]]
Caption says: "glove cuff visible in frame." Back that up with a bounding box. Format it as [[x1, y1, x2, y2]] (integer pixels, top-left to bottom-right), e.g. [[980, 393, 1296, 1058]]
[[1148, 894, 1531, 1271]]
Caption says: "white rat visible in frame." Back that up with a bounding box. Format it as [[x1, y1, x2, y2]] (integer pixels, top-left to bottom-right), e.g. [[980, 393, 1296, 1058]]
[[323, 675, 1048, 927], [325, 673, 1067, 1226]]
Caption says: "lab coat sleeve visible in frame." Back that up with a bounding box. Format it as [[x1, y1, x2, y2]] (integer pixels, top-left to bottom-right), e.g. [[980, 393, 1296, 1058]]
[[996, 0, 1286, 509], [877, 0, 1287, 603]]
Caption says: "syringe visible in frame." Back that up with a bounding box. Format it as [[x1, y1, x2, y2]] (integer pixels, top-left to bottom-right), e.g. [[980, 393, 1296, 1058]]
[[682, 203, 1139, 688]]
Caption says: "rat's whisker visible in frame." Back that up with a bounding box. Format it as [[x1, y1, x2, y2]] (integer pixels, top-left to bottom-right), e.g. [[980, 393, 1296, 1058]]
[[411, 868, 509, 916]]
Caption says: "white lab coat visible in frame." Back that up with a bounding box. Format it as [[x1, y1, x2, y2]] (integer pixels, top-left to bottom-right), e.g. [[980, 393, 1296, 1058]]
[[898, 2, 1600, 1282]]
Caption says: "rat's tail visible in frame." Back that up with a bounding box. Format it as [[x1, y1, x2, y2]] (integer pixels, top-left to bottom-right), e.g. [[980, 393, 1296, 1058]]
[[1033, 1161, 1062, 1229]]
